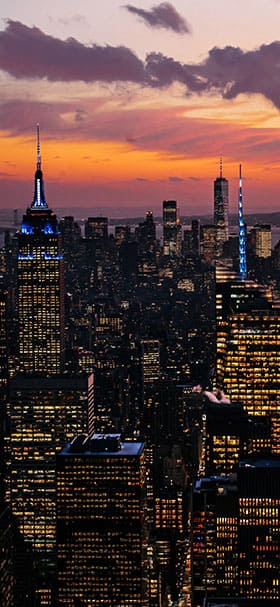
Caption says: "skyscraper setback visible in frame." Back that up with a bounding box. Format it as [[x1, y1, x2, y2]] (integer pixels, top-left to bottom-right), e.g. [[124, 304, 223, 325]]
[[17, 125, 64, 374]]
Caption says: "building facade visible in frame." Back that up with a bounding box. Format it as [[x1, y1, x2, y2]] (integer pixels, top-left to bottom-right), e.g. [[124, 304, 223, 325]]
[[56, 434, 148, 606]]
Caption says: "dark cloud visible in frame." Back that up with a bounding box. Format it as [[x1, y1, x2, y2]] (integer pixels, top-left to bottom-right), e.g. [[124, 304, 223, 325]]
[[136, 177, 149, 181], [123, 2, 191, 34], [0, 20, 144, 82], [0, 20, 280, 108], [169, 175, 184, 182]]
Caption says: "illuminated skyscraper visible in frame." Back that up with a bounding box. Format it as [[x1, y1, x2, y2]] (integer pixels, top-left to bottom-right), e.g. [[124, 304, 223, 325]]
[[215, 277, 280, 453], [56, 434, 148, 607], [141, 340, 160, 387], [254, 223, 272, 258], [163, 200, 178, 256], [7, 374, 93, 606], [239, 458, 280, 602], [17, 125, 64, 374], [214, 158, 229, 256]]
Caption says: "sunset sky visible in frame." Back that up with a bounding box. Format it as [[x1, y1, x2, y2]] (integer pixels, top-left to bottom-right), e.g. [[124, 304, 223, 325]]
[[0, 0, 280, 216]]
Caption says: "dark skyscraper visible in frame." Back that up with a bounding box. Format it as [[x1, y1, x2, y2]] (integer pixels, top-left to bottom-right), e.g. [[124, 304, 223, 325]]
[[214, 158, 229, 256], [17, 125, 64, 374]]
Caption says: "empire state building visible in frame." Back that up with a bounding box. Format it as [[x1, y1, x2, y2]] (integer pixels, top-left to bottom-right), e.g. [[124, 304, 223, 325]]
[[17, 126, 64, 374]]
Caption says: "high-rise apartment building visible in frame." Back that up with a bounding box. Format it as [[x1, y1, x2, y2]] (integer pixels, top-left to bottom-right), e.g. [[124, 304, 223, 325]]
[[56, 434, 148, 607], [7, 373, 93, 606], [214, 159, 229, 256], [17, 126, 64, 374]]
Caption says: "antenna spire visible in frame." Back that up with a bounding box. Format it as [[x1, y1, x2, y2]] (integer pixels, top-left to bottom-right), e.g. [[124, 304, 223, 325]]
[[238, 164, 247, 280], [31, 124, 48, 209], [220, 154, 223, 179], [37, 123, 41, 170]]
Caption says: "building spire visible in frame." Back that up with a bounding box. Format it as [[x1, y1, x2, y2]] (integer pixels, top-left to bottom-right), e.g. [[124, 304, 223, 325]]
[[37, 123, 41, 170], [238, 164, 247, 280], [220, 154, 223, 179], [31, 124, 48, 210]]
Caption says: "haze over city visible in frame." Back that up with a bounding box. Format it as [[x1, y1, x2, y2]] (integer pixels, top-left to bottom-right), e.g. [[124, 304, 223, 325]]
[[0, 0, 280, 213]]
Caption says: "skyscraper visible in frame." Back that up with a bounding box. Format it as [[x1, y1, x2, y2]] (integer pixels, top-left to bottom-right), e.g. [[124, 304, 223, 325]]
[[215, 278, 280, 453], [163, 200, 179, 256], [239, 458, 280, 602], [253, 223, 272, 258], [17, 125, 64, 374], [214, 158, 229, 256], [56, 434, 148, 607], [7, 374, 94, 606]]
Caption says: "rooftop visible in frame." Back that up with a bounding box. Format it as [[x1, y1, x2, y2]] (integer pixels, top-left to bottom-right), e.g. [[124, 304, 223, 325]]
[[58, 434, 145, 458]]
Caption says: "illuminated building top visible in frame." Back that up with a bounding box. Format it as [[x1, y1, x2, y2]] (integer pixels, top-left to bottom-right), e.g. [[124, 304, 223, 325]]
[[31, 123, 48, 210]]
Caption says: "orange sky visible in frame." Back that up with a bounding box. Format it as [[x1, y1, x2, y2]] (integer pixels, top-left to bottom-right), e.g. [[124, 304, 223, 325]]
[[0, 2, 280, 215]]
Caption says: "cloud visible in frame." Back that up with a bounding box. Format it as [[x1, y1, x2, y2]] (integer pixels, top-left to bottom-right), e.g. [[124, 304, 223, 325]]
[[123, 2, 191, 34], [169, 175, 184, 182], [1, 20, 279, 109], [136, 177, 149, 181], [0, 20, 144, 82]]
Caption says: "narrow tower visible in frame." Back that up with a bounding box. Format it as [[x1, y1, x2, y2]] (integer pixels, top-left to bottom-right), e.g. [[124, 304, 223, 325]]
[[238, 164, 247, 279], [214, 156, 229, 256]]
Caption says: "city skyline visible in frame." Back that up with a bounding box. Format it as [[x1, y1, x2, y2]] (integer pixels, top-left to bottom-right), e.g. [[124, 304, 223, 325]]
[[0, 1, 280, 212]]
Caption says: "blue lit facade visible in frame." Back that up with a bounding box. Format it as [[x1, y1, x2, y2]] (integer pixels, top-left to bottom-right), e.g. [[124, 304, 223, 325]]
[[238, 164, 247, 279], [17, 128, 65, 374]]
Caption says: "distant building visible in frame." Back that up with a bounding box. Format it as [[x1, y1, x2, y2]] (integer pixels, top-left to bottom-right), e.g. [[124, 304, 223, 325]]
[[163, 200, 180, 256], [56, 434, 148, 606], [252, 223, 272, 258], [214, 159, 229, 256], [85, 216, 108, 240]]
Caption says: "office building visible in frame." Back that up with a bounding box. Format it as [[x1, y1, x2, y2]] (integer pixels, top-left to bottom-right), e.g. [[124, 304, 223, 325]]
[[215, 278, 280, 453], [238, 458, 280, 601], [253, 224, 271, 258], [192, 475, 239, 606], [7, 374, 93, 606], [17, 126, 64, 374], [0, 503, 13, 607], [85, 216, 108, 240], [141, 339, 160, 387], [214, 159, 229, 256], [202, 401, 248, 475], [200, 225, 216, 263], [163, 200, 179, 256], [56, 434, 148, 607]]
